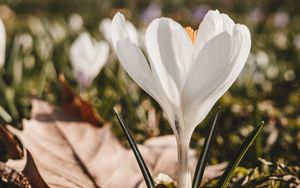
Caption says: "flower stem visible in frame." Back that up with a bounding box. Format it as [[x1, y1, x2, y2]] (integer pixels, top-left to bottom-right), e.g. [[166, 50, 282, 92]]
[[177, 140, 191, 188]]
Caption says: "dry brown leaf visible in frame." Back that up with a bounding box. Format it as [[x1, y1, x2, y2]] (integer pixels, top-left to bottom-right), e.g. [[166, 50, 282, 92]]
[[59, 74, 104, 127], [0, 126, 49, 188], [5, 100, 225, 188], [0, 126, 23, 159]]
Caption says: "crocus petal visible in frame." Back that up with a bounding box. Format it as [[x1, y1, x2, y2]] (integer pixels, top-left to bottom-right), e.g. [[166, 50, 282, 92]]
[[221, 14, 235, 34], [193, 10, 223, 57], [125, 21, 139, 45], [99, 18, 113, 44], [71, 33, 95, 68], [112, 13, 176, 130], [111, 13, 160, 102], [89, 41, 109, 79], [0, 18, 6, 68], [145, 17, 193, 106], [193, 10, 237, 61], [103, 15, 139, 46], [70, 32, 109, 89], [182, 25, 251, 132], [70, 33, 92, 74]]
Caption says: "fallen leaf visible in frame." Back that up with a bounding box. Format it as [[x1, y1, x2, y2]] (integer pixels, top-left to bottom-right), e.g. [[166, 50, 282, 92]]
[[0, 126, 23, 160], [0, 126, 49, 188], [59, 74, 104, 127], [5, 100, 225, 188]]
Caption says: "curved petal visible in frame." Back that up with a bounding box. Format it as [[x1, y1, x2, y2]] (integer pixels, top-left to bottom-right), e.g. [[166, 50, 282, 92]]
[[70, 32, 108, 88], [125, 20, 139, 46], [193, 10, 223, 57], [112, 13, 151, 95], [70, 33, 92, 73], [70, 33, 86, 81], [193, 10, 236, 63], [100, 18, 138, 47], [221, 14, 235, 34], [89, 40, 109, 79], [112, 13, 165, 107], [182, 25, 251, 132], [99, 18, 112, 44], [111, 13, 131, 49], [70, 32, 94, 67], [0, 18, 6, 68], [112, 13, 177, 131], [145, 17, 193, 106]]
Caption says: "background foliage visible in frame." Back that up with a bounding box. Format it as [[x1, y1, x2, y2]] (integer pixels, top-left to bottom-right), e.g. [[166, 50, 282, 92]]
[[0, 0, 299, 187]]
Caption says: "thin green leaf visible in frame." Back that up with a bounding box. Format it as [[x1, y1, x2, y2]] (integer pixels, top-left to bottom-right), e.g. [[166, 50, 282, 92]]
[[192, 111, 219, 188], [0, 105, 12, 123], [113, 107, 155, 188], [216, 121, 264, 188]]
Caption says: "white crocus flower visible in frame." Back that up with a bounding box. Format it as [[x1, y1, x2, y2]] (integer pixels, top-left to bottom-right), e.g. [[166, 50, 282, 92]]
[[99, 17, 139, 46], [70, 32, 109, 90], [111, 10, 251, 188], [0, 18, 6, 69]]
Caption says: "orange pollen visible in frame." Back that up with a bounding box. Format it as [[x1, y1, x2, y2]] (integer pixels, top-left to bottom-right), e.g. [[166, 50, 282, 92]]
[[185, 27, 198, 44]]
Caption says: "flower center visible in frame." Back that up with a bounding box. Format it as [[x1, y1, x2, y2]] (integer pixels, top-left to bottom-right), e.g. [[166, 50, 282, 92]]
[[185, 27, 198, 44]]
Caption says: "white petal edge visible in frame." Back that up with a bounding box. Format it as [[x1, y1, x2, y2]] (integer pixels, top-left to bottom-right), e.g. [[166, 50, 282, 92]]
[[192, 10, 237, 63], [111, 13, 131, 49], [99, 18, 113, 44], [70, 32, 93, 73], [89, 40, 110, 79], [70, 32, 107, 88], [145, 17, 193, 107], [0, 18, 6, 68], [193, 10, 224, 57], [112, 13, 176, 132], [182, 25, 251, 134], [125, 20, 139, 45], [221, 14, 235, 35]]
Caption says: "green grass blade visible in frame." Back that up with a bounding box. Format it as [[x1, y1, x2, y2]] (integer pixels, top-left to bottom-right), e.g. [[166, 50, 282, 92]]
[[114, 107, 155, 188], [216, 121, 264, 188], [192, 111, 219, 188], [0, 105, 13, 123]]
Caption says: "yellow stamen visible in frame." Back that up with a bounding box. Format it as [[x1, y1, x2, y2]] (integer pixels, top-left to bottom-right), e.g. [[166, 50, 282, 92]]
[[185, 27, 198, 44]]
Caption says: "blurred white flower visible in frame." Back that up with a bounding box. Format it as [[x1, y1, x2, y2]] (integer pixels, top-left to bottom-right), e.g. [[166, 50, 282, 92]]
[[266, 65, 279, 79], [256, 51, 269, 68], [18, 33, 33, 53], [253, 72, 265, 85], [99, 17, 138, 46], [0, 18, 6, 68], [273, 32, 288, 49], [111, 11, 251, 188], [48, 21, 66, 43], [68, 13, 83, 33], [284, 69, 295, 81], [70, 32, 109, 90], [293, 34, 300, 50]]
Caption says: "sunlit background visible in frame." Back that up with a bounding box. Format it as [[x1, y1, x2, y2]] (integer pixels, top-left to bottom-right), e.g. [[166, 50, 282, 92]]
[[0, 0, 299, 186]]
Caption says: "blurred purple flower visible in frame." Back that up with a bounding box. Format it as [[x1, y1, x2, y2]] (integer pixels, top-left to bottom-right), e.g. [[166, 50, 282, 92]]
[[141, 3, 162, 24], [192, 5, 210, 21], [273, 11, 289, 28], [249, 7, 265, 24]]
